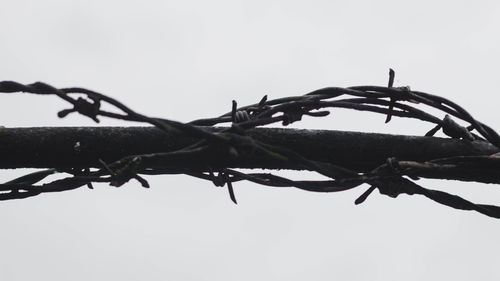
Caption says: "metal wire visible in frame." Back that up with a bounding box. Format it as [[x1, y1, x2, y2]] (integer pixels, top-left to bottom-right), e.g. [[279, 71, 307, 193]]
[[1, 70, 500, 219]]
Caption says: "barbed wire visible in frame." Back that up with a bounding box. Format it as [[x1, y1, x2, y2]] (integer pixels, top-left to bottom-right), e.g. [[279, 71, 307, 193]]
[[1, 69, 500, 218]]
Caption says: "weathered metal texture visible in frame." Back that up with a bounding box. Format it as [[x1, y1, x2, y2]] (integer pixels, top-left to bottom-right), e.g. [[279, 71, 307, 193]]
[[0, 126, 497, 171]]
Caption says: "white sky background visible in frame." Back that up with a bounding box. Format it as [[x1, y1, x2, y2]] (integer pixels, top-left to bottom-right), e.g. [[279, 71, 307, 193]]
[[1, 0, 500, 280]]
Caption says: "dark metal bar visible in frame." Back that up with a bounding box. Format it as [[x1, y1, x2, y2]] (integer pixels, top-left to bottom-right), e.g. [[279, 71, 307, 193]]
[[0, 126, 497, 171]]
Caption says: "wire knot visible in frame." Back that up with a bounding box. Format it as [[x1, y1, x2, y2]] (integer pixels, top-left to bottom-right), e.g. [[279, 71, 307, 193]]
[[99, 157, 149, 188], [425, 114, 475, 140], [442, 114, 475, 141], [208, 168, 237, 204], [282, 104, 329, 126], [58, 97, 101, 123], [376, 176, 417, 198], [232, 95, 270, 124]]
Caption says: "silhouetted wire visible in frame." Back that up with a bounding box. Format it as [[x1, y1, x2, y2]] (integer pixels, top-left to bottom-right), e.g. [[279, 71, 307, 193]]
[[1, 69, 500, 219]]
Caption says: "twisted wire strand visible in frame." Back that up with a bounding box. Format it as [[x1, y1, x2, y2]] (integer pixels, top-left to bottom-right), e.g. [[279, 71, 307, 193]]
[[1, 71, 500, 219]]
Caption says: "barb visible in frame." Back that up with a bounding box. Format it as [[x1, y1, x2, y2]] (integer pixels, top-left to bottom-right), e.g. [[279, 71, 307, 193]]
[[1, 69, 500, 219], [99, 157, 149, 188], [207, 168, 238, 204]]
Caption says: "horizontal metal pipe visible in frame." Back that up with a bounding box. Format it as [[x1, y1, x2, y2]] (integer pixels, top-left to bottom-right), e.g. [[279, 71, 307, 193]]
[[0, 126, 497, 171]]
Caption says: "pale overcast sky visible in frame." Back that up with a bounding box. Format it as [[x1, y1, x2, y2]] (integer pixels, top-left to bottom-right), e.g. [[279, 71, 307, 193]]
[[1, 0, 500, 280]]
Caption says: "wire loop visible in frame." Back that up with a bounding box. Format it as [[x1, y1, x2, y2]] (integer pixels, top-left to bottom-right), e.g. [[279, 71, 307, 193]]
[[1, 69, 500, 218]]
